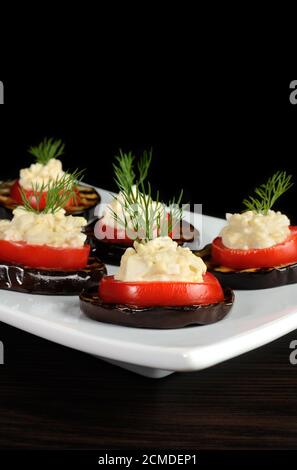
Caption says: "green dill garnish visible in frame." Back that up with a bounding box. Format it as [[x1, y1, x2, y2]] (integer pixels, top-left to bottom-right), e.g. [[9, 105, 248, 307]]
[[163, 190, 184, 237], [137, 149, 152, 185], [110, 149, 184, 241], [242, 170, 293, 215], [20, 169, 84, 214], [28, 137, 65, 165], [113, 150, 135, 194], [113, 148, 152, 194]]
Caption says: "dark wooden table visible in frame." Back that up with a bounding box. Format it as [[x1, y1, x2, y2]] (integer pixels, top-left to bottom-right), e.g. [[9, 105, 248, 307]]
[[0, 320, 297, 450]]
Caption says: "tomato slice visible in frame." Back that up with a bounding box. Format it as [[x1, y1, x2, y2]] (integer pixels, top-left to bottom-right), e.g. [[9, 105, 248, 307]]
[[10, 180, 81, 211], [10, 180, 47, 209], [211, 226, 297, 270], [98, 273, 224, 307], [0, 239, 90, 270]]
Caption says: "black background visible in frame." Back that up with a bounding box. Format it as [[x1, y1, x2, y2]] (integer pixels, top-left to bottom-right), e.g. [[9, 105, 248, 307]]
[[1, 70, 296, 222]]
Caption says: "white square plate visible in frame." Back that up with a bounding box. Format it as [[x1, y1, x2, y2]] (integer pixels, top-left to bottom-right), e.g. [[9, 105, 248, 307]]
[[0, 187, 297, 378]]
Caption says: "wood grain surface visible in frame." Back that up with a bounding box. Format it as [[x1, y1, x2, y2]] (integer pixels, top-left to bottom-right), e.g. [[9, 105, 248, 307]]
[[0, 321, 297, 450]]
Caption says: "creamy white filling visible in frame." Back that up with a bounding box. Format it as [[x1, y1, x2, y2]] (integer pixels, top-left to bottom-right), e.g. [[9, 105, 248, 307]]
[[220, 210, 290, 250], [0, 207, 87, 248], [19, 158, 65, 190], [101, 185, 160, 231], [115, 236, 207, 282]]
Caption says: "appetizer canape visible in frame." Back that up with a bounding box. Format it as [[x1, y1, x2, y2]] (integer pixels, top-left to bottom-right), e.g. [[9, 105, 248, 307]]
[[80, 237, 233, 329], [89, 149, 199, 264], [0, 138, 100, 218], [195, 171, 297, 289], [0, 173, 106, 295], [80, 175, 233, 329]]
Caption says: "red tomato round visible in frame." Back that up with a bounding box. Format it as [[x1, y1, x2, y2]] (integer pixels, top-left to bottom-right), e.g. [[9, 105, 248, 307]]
[[211, 226, 297, 270], [10, 180, 80, 211], [11, 180, 47, 210], [98, 273, 224, 307], [0, 239, 90, 270]]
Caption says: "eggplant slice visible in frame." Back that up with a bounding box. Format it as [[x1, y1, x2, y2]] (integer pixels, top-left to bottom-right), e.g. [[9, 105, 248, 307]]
[[194, 244, 297, 290], [0, 180, 101, 219], [79, 288, 234, 329], [0, 256, 106, 295], [84, 219, 200, 265]]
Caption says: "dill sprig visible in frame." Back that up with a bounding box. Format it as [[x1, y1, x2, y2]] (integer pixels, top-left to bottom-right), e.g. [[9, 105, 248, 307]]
[[110, 149, 184, 241], [113, 150, 135, 194], [113, 148, 152, 193], [161, 190, 184, 236], [137, 149, 152, 185], [20, 169, 84, 214], [28, 137, 65, 165], [110, 182, 163, 240], [243, 170, 293, 215]]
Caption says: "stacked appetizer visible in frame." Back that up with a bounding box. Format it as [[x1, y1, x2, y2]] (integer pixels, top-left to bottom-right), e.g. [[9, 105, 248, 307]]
[[80, 168, 233, 329], [0, 173, 106, 295], [90, 149, 199, 264], [196, 171, 297, 289], [0, 138, 100, 217]]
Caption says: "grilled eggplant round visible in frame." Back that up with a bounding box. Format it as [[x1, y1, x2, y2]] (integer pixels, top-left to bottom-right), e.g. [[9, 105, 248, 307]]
[[0, 256, 106, 295], [194, 244, 297, 290], [79, 287, 234, 329], [0, 180, 100, 220]]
